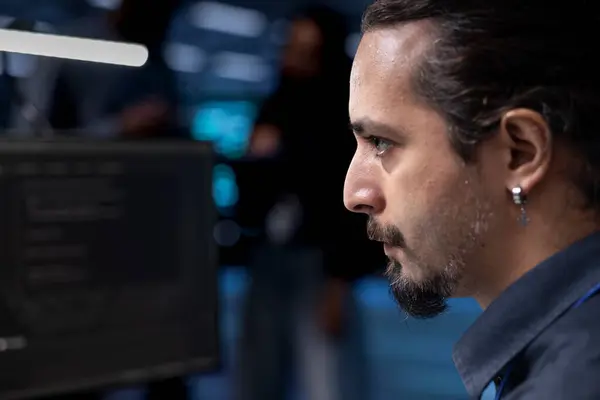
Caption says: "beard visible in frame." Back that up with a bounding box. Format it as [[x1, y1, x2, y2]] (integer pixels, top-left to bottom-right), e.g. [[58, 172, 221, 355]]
[[367, 184, 491, 319], [385, 256, 461, 319]]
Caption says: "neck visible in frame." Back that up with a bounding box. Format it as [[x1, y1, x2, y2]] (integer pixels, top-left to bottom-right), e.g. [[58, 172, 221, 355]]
[[472, 210, 600, 309]]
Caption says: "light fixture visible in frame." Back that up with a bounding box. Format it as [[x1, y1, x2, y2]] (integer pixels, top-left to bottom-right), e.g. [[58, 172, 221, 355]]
[[0, 29, 148, 67]]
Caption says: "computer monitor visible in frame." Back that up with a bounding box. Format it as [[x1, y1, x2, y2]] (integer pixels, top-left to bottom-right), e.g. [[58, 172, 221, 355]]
[[0, 139, 218, 399]]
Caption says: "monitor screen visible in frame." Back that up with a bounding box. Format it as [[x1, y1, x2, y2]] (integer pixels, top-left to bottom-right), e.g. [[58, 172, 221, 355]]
[[0, 139, 218, 399]]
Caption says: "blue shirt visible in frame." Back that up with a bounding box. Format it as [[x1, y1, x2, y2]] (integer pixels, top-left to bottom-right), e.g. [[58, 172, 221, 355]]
[[453, 231, 600, 399]]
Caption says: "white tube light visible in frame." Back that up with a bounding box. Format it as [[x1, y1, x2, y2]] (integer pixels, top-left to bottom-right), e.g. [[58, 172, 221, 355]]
[[0, 28, 148, 67]]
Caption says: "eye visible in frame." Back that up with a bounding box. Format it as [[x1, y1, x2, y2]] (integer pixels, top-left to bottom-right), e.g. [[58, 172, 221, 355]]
[[367, 136, 394, 156]]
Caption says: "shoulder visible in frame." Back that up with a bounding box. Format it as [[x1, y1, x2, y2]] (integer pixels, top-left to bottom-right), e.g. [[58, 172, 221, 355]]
[[511, 294, 600, 399], [545, 291, 600, 342]]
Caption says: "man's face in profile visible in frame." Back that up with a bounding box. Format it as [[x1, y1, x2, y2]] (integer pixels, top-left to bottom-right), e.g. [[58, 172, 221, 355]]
[[344, 24, 503, 318]]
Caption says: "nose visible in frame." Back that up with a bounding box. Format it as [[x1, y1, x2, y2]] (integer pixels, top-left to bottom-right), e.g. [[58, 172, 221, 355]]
[[343, 157, 385, 215]]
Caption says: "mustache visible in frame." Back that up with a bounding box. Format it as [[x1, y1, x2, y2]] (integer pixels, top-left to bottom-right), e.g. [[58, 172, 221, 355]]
[[367, 217, 406, 248]]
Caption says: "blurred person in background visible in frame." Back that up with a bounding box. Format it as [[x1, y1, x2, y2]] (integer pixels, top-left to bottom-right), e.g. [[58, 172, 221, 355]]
[[10, 0, 181, 138], [237, 5, 384, 400]]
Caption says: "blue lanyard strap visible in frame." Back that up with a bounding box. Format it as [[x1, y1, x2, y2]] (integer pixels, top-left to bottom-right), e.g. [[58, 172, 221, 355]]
[[494, 363, 514, 400], [573, 282, 600, 308], [493, 282, 600, 400]]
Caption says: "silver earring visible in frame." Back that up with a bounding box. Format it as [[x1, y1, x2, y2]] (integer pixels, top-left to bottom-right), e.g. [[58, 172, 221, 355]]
[[511, 186, 529, 226]]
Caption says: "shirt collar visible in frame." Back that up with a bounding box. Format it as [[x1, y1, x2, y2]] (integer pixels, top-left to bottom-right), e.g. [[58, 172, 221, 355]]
[[452, 231, 600, 398]]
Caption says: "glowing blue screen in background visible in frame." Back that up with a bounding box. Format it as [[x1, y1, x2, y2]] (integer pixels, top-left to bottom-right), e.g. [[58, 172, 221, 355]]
[[192, 101, 257, 159], [193, 101, 257, 210], [213, 163, 239, 209]]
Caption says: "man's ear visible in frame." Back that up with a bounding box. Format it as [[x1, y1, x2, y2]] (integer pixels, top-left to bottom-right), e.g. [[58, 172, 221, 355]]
[[498, 108, 552, 195]]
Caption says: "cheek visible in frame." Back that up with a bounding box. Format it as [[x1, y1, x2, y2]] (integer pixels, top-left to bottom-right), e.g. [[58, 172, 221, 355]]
[[384, 148, 463, 216], [382, 155, 480, 257]]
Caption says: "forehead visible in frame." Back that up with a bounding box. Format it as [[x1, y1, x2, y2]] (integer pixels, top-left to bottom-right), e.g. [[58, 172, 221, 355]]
[[349, 23, 433, 120]]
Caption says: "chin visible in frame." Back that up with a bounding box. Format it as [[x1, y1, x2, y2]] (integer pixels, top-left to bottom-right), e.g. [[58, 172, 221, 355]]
[[387, 259, 430, 285], [386, 260, 460, 319]]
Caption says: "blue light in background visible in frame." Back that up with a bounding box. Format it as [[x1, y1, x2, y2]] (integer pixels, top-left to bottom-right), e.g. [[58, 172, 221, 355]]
[[213, 163, 239, 209], [192, 101, 257, 159]]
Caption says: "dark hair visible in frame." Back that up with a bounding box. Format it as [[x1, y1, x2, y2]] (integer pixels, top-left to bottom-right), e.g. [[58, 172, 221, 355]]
[[362, 0, 600, 208]]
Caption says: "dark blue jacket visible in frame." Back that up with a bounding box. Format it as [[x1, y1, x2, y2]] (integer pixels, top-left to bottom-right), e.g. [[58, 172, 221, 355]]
[[454, 232, 600, 399]]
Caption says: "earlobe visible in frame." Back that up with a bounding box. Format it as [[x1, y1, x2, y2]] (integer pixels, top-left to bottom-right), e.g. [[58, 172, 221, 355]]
[[500, 108, 552, 195]]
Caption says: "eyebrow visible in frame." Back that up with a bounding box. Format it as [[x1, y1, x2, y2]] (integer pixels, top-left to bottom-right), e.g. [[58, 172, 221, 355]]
[[349, 118, 406, 139]]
